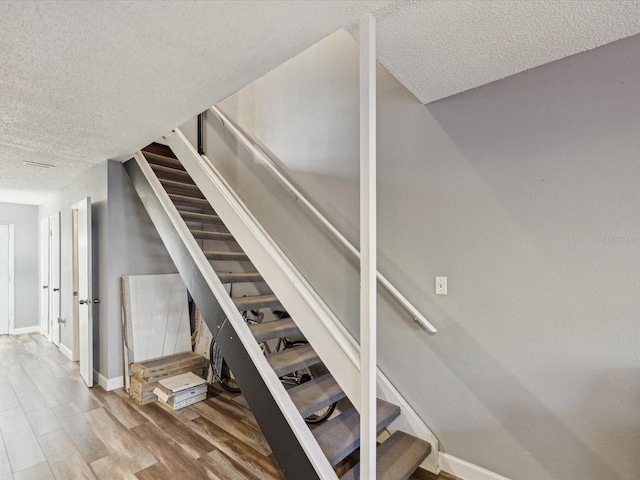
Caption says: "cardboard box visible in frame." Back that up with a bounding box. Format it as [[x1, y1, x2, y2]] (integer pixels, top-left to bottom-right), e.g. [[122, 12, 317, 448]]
[[152, 372, 207, 410]]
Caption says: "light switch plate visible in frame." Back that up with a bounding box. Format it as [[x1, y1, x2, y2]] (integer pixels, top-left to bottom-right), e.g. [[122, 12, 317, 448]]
[[435, 276, 447, 295]]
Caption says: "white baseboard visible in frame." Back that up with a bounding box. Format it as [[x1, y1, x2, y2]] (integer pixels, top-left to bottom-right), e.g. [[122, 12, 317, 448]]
[[98, 373, 124, 391], [11, 325, 42, 335], [439, 453, 512, 480], [59, 343, 74, 361]]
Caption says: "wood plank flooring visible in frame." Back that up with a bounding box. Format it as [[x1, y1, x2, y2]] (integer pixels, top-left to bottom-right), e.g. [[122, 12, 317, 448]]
[[0, 333, 457, 480]]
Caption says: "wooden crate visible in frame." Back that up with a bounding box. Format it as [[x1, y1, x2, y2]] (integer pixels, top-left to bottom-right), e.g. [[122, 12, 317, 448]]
[[129, 352, 207, 405], [130, 375, 158, 405], [131, 351, 206, 379]]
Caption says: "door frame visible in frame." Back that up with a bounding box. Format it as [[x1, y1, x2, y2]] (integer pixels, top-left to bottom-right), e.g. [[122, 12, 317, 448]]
[[73, 197, 94, 387], [40, 217, 50, 339], [1, 225, 14, 335], [49, 213, 61, 345]]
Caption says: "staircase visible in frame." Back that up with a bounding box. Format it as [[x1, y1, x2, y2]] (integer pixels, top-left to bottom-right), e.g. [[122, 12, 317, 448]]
[[125, 142, 432, 479]]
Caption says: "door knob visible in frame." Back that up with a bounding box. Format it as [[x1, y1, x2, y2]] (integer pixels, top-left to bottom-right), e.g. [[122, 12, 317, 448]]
[[79, 299, 99, 305], [53, 288, 60, 292], [79, 298, 100, 305], [42, 285, 49, 289]]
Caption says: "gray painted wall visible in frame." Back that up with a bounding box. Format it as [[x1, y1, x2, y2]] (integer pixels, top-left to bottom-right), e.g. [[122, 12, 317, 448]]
[[0, 203, 39, 329], [189, 30, 640, 480], [39, 161, 176, 380], [106, 161, 177, 378]]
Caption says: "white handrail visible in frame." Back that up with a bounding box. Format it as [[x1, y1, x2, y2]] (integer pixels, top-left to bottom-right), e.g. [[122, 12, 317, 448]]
[[210, 105, 438, 334]]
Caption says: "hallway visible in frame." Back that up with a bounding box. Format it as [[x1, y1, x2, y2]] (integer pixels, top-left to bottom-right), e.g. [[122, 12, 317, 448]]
[[0, 333, 284, 480]]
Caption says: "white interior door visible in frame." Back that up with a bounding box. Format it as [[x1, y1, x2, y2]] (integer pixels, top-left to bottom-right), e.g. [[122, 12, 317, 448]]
[[50, 213, 61, 346], [74, 197, 94, 387], [0, 225, 11, 335], [40, 217, 50, 338]]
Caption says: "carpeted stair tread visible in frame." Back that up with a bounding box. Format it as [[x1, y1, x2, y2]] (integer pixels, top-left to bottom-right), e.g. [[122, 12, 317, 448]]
[[249, 318, 300, 343], [266, 344, 320, 377], [190, 229, 234, 241], [179, 210, 225, 225], [204, 251, 250, 261], [170, 193, 213, 209], [232, 294, 281, 311], [218, 272, 264, 284], [339, 431, 431, 480], [159, 178, 203, 196], [313, 400, 401, 466], [290, 373, 346, 419]]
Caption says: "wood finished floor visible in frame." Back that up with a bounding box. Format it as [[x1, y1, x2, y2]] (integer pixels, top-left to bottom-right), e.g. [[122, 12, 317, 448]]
[[0, 333, 455, 480]]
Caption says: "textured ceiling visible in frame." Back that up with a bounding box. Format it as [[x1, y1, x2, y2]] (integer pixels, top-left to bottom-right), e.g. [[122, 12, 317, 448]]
[[0, 0, 393, 205], [365, 0, 640, 104], [1, 1, 640, 205]]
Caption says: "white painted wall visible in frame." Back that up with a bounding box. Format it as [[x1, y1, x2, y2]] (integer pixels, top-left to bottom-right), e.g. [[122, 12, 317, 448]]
[[39, 161, 176, 380], [0, 203, 39, 329], [185, 30, 640, 480]]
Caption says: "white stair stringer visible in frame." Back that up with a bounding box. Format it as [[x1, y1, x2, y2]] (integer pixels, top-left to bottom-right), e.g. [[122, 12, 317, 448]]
[[130, 151, 338, 480], [165, 128, 441, 473]]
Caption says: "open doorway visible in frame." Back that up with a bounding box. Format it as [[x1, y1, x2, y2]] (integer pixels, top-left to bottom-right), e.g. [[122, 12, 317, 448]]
[[0, 225, 14, 335]]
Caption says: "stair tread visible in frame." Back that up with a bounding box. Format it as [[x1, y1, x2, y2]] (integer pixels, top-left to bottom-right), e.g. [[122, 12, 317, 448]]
[[159, 178, 202, 195], [142, 143, 177, 160], [249, 318, 300, 343], [266, 344, 320, 377], [179, 210, 224, 224], [313, 399, 401, 466], [150, 163, 192, 181], [232, 294, 281, 311], [340, 431, 431, 480], [169, 194, 212, 209], [218, 272, 264, 284], [204, 251, 250, 261], [190, 229, 234, 241], [290, 373, 345, 419]]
